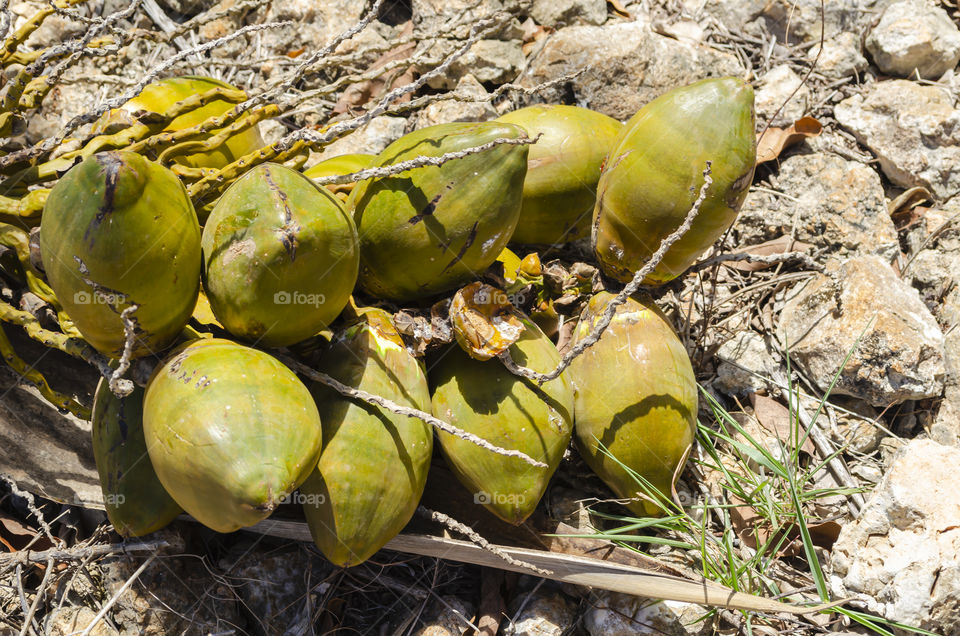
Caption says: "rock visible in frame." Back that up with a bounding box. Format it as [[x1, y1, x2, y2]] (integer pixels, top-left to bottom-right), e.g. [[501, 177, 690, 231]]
[[518, 21, 744, 120], [425, 39, 525, 89], [835, 80, 960, 200], [46, 607, 118, 636], [865, 0, 960, 79], [778, 255, 945, 407], [809, 32, 869, 78], [259, 119, 288, 145], [753, 65, 810, 124], [820, 395, 886, 455], [10, 1, 87, 48], [416, 75, 498, 128], [507, 592, 575, 635], [155, 0, 218, 16], [262, 0, 369, 56], [830, 439, 960, 633], [932, 318, 960, 446], [713, 330, 781, 396], [735, 152, 900, 261], [311, 115, 406, 163], [413, 0, 505, 33], [678, 0, 879, 44], [530, 0, 607, 27], [414, 595, 476, 636], [584, 592, 714, 635]]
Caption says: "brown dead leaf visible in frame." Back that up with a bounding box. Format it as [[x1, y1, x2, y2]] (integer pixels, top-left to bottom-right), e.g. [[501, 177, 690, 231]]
[[755, 117, 822, 164], [750, 393, 817, 456], [521, 21, 553, 55], [450, 283, 525, 360], [608, 0, 632, 18], [0, 512, 53, 553], [723, 236, 814, 272], [889, 187, 933, 230]]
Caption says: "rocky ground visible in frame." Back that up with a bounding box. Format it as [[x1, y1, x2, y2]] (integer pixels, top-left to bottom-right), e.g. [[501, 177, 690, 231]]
[[3, 0, 960, 634]]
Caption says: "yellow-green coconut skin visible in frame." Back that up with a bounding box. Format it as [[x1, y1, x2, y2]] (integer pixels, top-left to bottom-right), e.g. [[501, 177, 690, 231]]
[[201, 163, 359, 347], [430, 315, 573, 524], [568, 292, 697, 516], [91, 379, 181, 537], [143, 338, 322, 533], [39, 151, 200, 358], [497, 105, 622, 244], [348, 121, 528, 302], [98, 75, 264, 170], [593, 77, 756, 284], [301, 308, 432, 567]]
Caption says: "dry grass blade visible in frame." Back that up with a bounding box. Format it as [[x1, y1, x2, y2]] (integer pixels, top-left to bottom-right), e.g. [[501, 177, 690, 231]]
[[244, 518, 845, 615]]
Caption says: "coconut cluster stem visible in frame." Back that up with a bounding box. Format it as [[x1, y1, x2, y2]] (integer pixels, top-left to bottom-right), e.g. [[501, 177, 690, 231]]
[[499, 163, 714, 384], [279, 356, 548, 468]]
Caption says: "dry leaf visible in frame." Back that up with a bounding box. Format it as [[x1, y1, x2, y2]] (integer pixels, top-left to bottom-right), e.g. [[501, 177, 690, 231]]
[[723, 236, 814, 272], [450, 283, 525, 360], [755, 117, 822, 164], [750, 393, 817, 456], [608, 0, 632, 18], [889, 187, 933, 230]]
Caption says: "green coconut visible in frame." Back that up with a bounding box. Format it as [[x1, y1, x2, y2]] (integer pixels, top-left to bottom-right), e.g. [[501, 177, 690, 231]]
[[301, 308, 432, 566], [94, 75, 264, 169], [143, 338, 322, 533], [91, 379, 181, 537], [348, 121, 528, 301], [201, 162, 359, 348], [39, 151, 200, 358], [303, 153, 376, 199], [593, 77, 756, 284], [429, 314, 573, 524], [568, 292, 697, 516], [497, 105, 622, 244]]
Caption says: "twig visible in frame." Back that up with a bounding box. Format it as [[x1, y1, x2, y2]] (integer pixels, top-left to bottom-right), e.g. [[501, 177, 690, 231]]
[[416, 506, 552, 577], [0, 20, 293, 170], [14, 564, 37, 636], [0, 539, 169, 567], [1, 475, 59, 546], [79, 554, 157, 636], [499, 163, 714, 385], [691, 250, 824, 273], [17, 558, 53, 636], [108, 304, 138, 397], [308, 135, 538, 186], [279, 356, 547, 467], [774, 372, 866, 514]]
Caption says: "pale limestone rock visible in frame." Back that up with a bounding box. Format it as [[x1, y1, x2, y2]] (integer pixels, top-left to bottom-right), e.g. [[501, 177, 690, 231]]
[[735, 152, 899, 261], [866, 0, 960, 79], [779, 255, 945, 407], [754, 65, 810, 124], [830, 439, 960, 633], [518, 21, 743, 120], [835, 80, 960, 199]]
